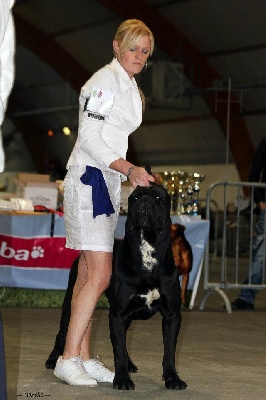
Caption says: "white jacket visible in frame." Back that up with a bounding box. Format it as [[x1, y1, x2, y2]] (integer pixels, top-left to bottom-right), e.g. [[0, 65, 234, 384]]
[[67, 58, 142, 180], [0, 0, 15, 172]]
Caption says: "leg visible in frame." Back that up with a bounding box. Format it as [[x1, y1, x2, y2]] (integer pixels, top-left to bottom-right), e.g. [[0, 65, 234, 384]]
[[63, 250, 112, 359], [161, 311, 187, 390], [238, 234, 265, 303], [54, 250, 113, 385], [47, 241, 123, 368], [45, 257, 79, 369], [181, 273, 189, 306], [124, 319, 138, 373], [232, 209, 266, 308], [109, 313, 135, 390]]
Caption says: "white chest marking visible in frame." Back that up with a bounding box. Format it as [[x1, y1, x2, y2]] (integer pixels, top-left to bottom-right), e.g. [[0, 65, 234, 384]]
[[140, 289, 160, 308], [139, 231, 157, 271]]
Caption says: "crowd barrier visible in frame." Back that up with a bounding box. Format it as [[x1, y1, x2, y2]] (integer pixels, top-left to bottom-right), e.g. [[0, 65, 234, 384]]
[[199, 181, 266, 313]]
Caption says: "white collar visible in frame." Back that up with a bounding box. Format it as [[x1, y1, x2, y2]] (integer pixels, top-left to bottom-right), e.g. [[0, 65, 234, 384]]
[[110, 58, 138, 88]]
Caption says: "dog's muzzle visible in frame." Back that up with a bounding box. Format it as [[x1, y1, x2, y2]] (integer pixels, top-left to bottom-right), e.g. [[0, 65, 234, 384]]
[[137, 198, 153, 227]]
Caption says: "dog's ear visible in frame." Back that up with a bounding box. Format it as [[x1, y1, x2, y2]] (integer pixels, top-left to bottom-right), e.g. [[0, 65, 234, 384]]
[[145, 165, 153, 175], [171, 223, 186, 237], [145, 165, 161, 186]]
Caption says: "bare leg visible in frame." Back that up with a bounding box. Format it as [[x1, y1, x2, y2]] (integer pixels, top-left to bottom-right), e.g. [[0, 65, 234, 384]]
[[63, 249, 112, 360]]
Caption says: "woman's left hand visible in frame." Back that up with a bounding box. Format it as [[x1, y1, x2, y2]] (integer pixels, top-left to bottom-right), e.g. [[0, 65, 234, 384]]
[[128, 166, 155, 188]]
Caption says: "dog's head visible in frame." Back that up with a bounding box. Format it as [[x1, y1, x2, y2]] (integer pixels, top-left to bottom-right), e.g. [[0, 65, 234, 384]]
[[171, 223, 193, 274], [125, 184, 172, 240], [171, 223, 186, 241]]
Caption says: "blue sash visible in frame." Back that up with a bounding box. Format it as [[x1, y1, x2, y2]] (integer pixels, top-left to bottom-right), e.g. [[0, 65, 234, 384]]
[[80, 166, 115, 218]]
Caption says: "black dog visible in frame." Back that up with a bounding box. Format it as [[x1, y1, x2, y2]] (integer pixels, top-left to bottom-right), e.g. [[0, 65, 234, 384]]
[[46, 184, 187, 391]]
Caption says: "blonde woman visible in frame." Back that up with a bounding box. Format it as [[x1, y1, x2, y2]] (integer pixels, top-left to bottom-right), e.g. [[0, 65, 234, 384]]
[[54, 19, 155, 386]]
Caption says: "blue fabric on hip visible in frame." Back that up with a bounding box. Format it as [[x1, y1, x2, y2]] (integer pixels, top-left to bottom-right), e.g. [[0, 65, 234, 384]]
[[80, 166, 115, 218]]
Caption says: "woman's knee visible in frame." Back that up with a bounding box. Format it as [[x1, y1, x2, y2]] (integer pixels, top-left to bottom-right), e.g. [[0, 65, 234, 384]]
[[82, 250, 112, 288], [95, 272, 112, 293], [102, 275, 112, 292]]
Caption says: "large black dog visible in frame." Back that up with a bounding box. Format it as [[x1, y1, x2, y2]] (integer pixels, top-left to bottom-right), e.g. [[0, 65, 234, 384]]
[[46, 184, 187, 390]]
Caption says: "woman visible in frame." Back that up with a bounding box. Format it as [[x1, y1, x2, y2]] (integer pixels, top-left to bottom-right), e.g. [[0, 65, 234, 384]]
[[54, 19, 155, 386]]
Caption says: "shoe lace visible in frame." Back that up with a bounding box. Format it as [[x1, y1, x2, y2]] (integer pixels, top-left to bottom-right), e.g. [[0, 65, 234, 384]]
[[68, 357, 88, 379], [93, 356, 113, 377]]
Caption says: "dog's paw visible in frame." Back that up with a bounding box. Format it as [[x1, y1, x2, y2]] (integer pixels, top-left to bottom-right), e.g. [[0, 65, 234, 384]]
[[45, 353, 59, 369], [128, 358, 138, 373], [164, 375, 187, 390], [113, 376, 135, 390], [45, 358, 57, 369]]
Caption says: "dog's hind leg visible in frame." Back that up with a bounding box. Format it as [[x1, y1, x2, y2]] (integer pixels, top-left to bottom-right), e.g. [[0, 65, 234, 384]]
[[161, 312, 187, 390], [181, 273, 189, 306], [127, 354, 138, 373], [45, 257, 79, 369], [124, 320, 138, 373]]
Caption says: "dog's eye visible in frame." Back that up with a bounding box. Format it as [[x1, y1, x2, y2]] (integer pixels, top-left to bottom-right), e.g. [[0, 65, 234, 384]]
[[155, 196, 161, 202]]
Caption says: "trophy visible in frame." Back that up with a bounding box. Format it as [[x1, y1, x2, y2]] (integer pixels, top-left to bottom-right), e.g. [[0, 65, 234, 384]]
[[157, 170, 205, 215], [168, 171, 178, 213], [175, 170, 188, 215], [157, 171, 171, 191], [185, 172, 205, 215]]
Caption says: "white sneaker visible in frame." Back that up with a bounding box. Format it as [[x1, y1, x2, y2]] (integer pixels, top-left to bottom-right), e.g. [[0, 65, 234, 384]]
[[83, 357, 115, 383], [54, 356, 98, 386]]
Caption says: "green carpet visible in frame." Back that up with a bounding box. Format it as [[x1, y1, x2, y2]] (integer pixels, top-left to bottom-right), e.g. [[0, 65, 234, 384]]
[[0, 287, 109, 308]]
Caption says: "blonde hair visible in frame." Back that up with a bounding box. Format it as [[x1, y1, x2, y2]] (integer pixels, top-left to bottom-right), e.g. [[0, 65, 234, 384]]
[[114, 19, 154, 56]]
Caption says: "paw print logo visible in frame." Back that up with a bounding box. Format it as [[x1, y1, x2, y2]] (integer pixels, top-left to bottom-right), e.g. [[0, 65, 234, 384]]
[[31, 246, 45, 259]]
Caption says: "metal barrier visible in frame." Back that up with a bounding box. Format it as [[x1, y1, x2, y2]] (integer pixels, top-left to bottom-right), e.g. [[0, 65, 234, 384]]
[[199, 181, 266, 313], [199, 197, 219, 257]]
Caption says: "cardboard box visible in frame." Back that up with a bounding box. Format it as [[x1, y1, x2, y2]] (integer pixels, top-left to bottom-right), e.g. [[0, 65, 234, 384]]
[[17, 173, 50, 184], [14, 173, 58, 209]]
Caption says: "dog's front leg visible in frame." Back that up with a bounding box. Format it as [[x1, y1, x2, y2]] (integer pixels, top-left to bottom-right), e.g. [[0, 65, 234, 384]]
[[109, 313, 135, 390], [161, 312, 187, 390]]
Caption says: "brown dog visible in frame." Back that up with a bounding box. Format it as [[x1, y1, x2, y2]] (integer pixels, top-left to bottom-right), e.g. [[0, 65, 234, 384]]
[[171, 223, 193, 305]]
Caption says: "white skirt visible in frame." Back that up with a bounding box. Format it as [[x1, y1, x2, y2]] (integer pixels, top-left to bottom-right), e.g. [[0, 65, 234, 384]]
[[63, 165, 121, 251]]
